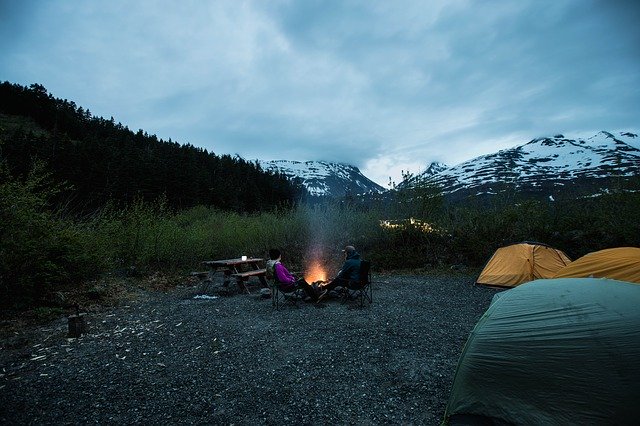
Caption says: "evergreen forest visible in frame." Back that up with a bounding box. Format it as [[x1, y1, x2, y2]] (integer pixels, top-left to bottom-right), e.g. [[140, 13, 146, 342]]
[[0, 82, 304, 213]]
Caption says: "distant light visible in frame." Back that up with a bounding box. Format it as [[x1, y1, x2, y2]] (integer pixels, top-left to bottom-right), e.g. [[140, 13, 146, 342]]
[[379, 218, 435, 233]]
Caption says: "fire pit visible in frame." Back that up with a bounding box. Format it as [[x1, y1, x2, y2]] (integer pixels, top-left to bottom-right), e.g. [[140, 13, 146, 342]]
[[304, 260, 327, 283]]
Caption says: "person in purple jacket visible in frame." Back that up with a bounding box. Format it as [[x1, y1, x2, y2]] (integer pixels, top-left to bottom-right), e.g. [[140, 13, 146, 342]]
[[266, 249, 319, 302]]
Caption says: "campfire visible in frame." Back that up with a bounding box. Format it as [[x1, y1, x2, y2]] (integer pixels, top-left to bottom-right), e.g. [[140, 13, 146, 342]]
[[305, 260, 327, 284]]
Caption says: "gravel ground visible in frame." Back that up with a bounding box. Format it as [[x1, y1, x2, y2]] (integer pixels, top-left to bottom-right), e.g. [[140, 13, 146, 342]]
[[0, 271, 498, 425]]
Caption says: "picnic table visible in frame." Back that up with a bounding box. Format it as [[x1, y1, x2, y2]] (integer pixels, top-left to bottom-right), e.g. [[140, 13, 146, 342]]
[[201, 257, 267, 294]]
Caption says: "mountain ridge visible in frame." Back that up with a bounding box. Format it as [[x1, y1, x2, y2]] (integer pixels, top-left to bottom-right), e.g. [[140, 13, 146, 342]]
[[258, 159, 385, 197], [409, 130, 640, 200], [257, 131, 639, 201]]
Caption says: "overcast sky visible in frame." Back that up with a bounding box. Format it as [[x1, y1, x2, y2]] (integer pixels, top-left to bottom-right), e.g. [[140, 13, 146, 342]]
[[2, 0, 639, 186]]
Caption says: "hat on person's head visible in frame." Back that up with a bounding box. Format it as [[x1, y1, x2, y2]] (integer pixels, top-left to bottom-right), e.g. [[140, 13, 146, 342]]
[[342, 245, 356, 254]]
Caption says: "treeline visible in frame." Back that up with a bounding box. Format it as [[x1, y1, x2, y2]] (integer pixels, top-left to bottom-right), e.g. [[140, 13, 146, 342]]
[[369, 192, 640, 268], [0, 82, 304, 212], [2, 155, 639, 310]]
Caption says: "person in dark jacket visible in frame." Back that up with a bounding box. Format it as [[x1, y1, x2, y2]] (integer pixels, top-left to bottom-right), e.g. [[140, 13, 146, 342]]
[[266, 248, 319, 301], [317, 245, 361, 300]]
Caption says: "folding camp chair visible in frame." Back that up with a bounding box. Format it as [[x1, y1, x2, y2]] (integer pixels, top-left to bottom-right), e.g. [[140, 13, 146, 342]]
[[341, 260, 372, 307], [271, 278, 304, 310]]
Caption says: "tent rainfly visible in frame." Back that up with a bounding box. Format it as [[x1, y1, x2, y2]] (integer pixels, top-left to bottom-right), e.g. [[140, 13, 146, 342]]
[[553, 246, 640, 284], [444, 278, 640, 425], [476, 242, 571, 288]]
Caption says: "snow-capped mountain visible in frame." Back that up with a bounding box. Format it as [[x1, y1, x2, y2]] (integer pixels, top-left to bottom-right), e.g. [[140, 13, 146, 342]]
[[408, 131, 640, 201], [398, 161, 449, 188], [258, 160, 385, 197], [422, 162, 449, 177]]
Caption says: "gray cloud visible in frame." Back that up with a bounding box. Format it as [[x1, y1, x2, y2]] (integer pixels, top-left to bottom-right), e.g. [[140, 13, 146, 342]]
[[1, 0, 638, 185]]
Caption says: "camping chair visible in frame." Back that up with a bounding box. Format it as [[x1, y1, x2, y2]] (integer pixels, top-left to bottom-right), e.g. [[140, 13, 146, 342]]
[[341, 260, 372, 307], [271, 277, 304, 310]]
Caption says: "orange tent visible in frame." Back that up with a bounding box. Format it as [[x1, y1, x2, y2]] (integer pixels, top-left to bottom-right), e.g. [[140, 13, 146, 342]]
[[553, 247, 640, 283], [476, 242, 571, 288]]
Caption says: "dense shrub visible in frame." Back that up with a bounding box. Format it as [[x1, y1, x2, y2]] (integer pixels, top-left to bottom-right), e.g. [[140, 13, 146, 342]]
[[0, 163, 99, 308]]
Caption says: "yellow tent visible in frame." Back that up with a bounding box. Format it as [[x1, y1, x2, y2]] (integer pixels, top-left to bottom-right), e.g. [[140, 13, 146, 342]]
[[476, 242, 571, 288], [553, 247, 640, 283]]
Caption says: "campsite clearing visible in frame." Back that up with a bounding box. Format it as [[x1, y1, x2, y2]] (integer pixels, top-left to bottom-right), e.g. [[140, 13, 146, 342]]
[[0, 271, 496, 425]]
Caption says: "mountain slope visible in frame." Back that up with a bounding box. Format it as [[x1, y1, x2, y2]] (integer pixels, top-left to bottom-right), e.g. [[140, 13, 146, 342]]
[[411, 131, 640, 200], [258, 160, 385, 197], [398, 161, 449, 189], [0, 82, 300, 212], [421, 162, 449, 177]]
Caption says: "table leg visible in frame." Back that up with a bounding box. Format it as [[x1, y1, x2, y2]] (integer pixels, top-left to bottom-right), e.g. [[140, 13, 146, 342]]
[[237, 278, 250, 294], [248, 263, 268, 287], [223, 270, 232, 287]]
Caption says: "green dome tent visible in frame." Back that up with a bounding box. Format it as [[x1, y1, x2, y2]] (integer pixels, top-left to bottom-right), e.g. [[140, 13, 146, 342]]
[[444, 278, 640, 425]]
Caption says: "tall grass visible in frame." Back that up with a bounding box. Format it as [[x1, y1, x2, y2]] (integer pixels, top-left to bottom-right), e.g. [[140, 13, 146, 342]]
[[83, 203, 385, 274]]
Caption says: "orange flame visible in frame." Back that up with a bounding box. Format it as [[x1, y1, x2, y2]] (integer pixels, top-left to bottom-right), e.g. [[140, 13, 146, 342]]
[[305, 260, 327, 283]]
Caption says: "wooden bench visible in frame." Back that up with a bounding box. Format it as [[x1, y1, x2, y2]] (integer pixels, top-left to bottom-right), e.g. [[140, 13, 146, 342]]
[[190, 271, 210, 278], [231, 269, 267, 294]]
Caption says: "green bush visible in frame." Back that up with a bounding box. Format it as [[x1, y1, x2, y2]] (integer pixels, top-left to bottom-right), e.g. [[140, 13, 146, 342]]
[[0, 163, 99, 308]]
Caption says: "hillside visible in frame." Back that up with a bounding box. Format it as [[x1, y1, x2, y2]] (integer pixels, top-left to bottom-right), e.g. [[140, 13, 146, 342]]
[[0, 82, 302, 212]]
